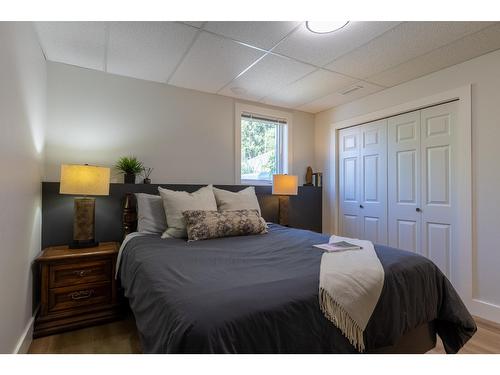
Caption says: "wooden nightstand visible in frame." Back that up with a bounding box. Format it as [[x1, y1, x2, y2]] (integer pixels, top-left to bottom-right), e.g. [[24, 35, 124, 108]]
[[34, 242, 124, 338]]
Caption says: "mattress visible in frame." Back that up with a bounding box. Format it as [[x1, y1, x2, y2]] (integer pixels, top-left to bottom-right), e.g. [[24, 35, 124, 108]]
[[118, 224, 476, 353]]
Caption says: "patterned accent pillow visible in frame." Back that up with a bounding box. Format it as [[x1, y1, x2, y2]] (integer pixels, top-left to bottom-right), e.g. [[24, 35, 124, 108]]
[[182, 209, 268, 241]]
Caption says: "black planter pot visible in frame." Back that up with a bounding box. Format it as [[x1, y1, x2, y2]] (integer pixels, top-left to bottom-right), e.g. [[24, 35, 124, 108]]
[[124, 173, 136, 184]]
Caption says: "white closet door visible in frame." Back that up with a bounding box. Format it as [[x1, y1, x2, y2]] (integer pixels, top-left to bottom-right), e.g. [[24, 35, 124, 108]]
[[338, 127, 361, 238], [420, 102, 457, 278], [388, 111, 421, 253], [359, 120, 388, 244]]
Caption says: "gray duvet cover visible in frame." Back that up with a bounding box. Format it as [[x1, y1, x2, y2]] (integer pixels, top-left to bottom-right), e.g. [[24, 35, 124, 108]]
[[119, 224, 476, 353]]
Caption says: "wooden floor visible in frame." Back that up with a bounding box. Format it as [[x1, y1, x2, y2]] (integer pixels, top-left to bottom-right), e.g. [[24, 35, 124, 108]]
[[428, 316, 500, 354], [28, 318, 142, 354], [28, 316, 500, 354]]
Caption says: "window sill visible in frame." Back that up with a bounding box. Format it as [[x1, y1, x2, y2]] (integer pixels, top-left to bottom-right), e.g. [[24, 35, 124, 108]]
[[240, 180, 273, 186]]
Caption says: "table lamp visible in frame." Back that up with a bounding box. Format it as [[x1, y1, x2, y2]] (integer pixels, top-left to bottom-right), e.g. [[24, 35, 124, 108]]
[[272, 174, 298, 226], [60, 164, 110, 248]]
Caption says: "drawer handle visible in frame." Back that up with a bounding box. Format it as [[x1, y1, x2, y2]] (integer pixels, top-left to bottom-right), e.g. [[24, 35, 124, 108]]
[[69, 289, 94, 300], [73, 270, 92, 277]]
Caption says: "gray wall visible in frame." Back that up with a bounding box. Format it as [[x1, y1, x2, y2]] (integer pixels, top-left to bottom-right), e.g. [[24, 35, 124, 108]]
[[0, 22, 46, 353], [44, 62, 316, 186]]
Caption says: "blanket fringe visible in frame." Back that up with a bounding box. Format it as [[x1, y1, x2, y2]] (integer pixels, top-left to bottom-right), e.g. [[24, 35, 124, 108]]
[[319, 288, 365, 352]]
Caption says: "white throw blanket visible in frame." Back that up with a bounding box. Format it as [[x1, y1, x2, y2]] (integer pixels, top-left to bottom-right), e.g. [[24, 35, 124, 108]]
[[319, 235, 385, 352]]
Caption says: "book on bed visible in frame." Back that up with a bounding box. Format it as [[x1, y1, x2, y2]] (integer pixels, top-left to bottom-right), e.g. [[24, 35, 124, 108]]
[[313, 241, 362, 252]]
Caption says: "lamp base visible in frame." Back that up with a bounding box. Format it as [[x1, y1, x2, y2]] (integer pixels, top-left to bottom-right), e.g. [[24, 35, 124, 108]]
[[73, 197, 98, 249], [278, 195, 290, 227], [69, 240, 100, 249]]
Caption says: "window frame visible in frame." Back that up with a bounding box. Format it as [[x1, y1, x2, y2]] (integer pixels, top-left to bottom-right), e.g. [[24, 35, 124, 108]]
[[235, 103, 293, 185]]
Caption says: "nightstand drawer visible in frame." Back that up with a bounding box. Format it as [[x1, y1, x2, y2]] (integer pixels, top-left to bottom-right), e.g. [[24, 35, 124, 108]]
[[48, 282, 112, 313], [49, 260, 112, 288]]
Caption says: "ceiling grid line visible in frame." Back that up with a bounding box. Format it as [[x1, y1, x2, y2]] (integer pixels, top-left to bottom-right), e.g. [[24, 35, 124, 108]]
[[103, 22, 110, 72], [210, 22, 396, 97], [215, 54, 269, 93], [215, 22, 305, 94], [321, 21, 406, 69], [257, 68, 321, 102], [158, 22, 380, 91], [166, 22, 207, 84], [202, 28, 273, 54], [33, 25, 48, 61], [183, 21, 350, 72]]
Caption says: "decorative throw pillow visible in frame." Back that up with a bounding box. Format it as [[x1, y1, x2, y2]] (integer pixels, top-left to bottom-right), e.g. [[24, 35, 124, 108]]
[[135, 193, 167, 234], [182, 209, 268, 241], [213, 186, 261, 214], [158, 185, 217, 238]]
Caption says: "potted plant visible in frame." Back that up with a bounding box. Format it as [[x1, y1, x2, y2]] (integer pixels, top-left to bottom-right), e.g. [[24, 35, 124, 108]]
[[115, 156, 144, 184], [142, 167, 153, 184]]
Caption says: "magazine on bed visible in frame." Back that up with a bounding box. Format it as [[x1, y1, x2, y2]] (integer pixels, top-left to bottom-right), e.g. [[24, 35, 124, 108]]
[[313, 241, 362, 252]]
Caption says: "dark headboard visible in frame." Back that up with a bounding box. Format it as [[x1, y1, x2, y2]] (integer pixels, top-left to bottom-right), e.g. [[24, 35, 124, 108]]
[[41, 183, 322, 248]]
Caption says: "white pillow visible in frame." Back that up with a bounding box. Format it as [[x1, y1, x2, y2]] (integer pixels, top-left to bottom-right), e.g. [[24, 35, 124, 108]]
[[213, 186, 261, 214], [135, 193, 167, 234], [158, 185, 217, 238]]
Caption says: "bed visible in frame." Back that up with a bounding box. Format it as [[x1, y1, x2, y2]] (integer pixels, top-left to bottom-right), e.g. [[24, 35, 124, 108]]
[[118, 219, 476, 354]]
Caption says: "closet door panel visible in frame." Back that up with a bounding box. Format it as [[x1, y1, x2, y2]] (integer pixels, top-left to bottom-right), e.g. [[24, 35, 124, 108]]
[[426, 222, 451, 276], [343, 157, 358, 201], [420, 101, 457, 278], [364, 216, 380, 243], [342, 214, 359, 238], [388, 111, 421, 252], [397, 150, 417, 203], [359, 120, 387, 244], [338, 127, 361, 238], [397, 219, 418, 252]]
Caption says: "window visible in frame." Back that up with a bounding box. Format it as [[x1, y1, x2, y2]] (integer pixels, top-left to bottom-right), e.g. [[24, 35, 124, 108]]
[[240, 114, 285, 183], [235, 103, 291, 185]]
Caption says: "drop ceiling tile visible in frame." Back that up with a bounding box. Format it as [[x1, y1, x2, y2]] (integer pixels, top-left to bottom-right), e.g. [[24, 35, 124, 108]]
[[274, 21, 401, 67], [182, 21, 205, 28], [204, 21, 301, 50], [169, 31, 265, 93], [34, 21, 106, 70], [326, 21, 494, 79], [298, 81, 385, 113], [219, 54, 316, 101], [369, 23, 500, 87], [107, 22, 198, 83], [261, 69, 357, 108]]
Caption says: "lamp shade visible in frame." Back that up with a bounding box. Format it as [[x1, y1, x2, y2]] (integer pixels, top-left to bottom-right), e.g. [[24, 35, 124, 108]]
[[60, 164, 110, 196], [272, 174, 298, 196]]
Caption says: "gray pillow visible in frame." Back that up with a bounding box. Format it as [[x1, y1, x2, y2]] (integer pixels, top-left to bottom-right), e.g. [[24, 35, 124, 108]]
[[213, 186, 261, 214], [135, 193, 167, 234], [158, 185, 218, 238]]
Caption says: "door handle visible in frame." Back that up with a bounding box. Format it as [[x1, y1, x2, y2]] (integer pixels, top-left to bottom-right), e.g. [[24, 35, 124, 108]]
[[416, 207, 421, 212], [359, 205, 364, 209]]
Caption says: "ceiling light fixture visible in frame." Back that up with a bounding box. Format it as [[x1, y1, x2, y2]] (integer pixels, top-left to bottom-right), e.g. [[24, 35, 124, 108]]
[[306, 21, 349, 34]]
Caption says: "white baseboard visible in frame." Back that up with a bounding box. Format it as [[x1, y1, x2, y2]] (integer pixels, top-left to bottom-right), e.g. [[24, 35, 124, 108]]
[[13, 316, 34, 354], [471, 298, 500, 324]]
